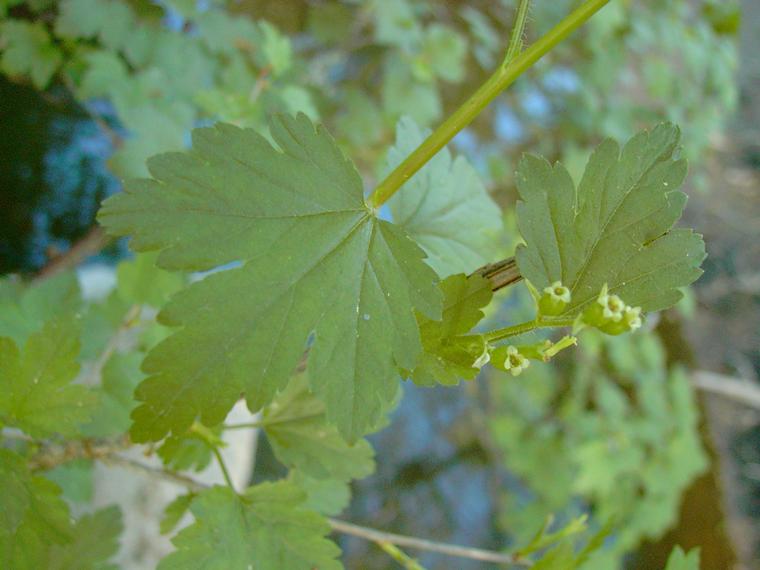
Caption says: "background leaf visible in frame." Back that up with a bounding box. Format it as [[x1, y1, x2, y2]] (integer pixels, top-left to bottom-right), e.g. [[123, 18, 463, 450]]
[[386, 117, 503, 278], [0, 318, 95, 438], [263, 374, 375, 481], [159, 482, 341, 570]]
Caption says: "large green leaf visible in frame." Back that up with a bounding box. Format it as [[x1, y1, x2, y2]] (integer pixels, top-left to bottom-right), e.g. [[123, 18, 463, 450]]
[[262, 374, 375, 481], [0, 318, 95, 438], [515, 123, 705, 317], [159, 482, 341, 570], [98, 113, 440, 442], [411, 273, 492, 386], [386, 117, 503, 277]]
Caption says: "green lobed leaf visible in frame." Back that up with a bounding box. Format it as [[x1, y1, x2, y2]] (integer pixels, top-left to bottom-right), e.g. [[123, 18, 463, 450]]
[[0, 271, 81, 347], [0, 20, 62, 89], [289, 471, 351, 516], [98, 113, 441, 442], [116, 252, 185, 308], [160, 493, 196, 535], [515, 123, 705, 317], [411, 273, 492, 386], [386, 117, 503, 277], [0, 449, 74, 569], [82, 352, 143, 438], [263, 374, 375, 481], [55, 0, 135, 51], [0, 318, 96, 438], [45, 459, 93, 504], [158, 482, 341, 570], [48, 506, 123, 570]]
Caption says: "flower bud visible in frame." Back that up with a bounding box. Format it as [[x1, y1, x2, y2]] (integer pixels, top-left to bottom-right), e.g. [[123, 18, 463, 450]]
[[538, 281, 571, 316]]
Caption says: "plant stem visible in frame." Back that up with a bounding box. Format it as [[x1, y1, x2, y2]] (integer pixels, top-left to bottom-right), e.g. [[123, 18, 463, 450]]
[[367, 0, 611, 209], [330, 519, 531, 567], [224, 411, 324, 430], [485, 318, 574, 343], [211, 446, 236, 491], [92, 453, 534, 567], [378, 541, 428, 570], [503, 0, 532, 66]]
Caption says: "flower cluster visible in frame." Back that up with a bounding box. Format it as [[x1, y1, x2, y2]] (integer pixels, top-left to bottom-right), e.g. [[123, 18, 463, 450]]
[[582, 284, 643, 335]]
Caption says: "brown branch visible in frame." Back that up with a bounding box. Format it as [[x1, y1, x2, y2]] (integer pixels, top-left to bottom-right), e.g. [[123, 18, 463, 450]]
[[34, 226, 111, 282], [474, 256, 522, 291], [26, 435, 131, 471]]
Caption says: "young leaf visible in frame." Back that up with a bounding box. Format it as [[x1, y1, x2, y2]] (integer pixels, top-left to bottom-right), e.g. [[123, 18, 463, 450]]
[[664, 546, 700, 570], [0, 318, 95, 438], [0, 449, 74, 569], [98, 113, 441, 442], [156, 426, 219, 472], [515, 123, 705, 317], [158, 482, 341, 570], [48, 506, 123, 570], [386, 117, 503, 278], [411, 273, 492, 386], [263, 374, 375, 481]]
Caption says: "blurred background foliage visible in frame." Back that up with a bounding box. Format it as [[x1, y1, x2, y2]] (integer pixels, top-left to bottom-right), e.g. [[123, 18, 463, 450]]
[[1, 0, 757, 568]]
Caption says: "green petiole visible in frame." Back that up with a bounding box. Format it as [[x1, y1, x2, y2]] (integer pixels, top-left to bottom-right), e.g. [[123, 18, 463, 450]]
[[367, 0, 611, 210]]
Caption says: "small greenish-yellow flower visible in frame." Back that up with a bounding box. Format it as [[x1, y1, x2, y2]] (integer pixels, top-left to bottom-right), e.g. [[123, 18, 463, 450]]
[[501, 345, 530, 377], [599, 304, 644, 335], [596, 289, 625, 322], [624, 306, 642, 331], [539, 281, 571, 316]]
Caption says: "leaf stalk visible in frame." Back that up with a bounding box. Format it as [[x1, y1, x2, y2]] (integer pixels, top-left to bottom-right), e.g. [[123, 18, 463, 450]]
[[366, 0, 611, 209], [503, 0, 532, 67]]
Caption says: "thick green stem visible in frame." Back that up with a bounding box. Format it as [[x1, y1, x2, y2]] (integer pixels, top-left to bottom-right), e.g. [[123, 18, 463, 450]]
[[367, 0, 611, 209], [503, 0, 532, 66]]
